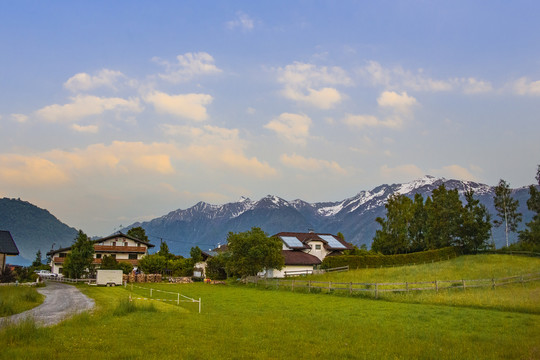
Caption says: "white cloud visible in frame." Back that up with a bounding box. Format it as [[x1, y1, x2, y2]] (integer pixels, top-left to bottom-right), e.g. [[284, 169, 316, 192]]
[[161, 124, 277, 178], [64, 69, 126, 92], [72, 124, 99, 133], [153, 52, 222, 83], [264, 113, 312, 145], [280, 153, 347, 175], [11, 113, 28, 123], [277, 62, 351, 109], [226, 11, 254, 31], [511, 77, 540, 96], [145, 91, 213, 121], [359, 61, 492, 94], [0, 154, 70, 186], [377, 91, 417, 109], [36, 95, 142, 122], [344, 91, 417, 130]]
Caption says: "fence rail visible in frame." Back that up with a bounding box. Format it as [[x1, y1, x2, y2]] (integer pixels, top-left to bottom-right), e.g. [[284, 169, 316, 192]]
[[245, 272, 540, 298], [126, 283, 201, 313], [44, 277, 94, 284], [284, 265, 350, 278]]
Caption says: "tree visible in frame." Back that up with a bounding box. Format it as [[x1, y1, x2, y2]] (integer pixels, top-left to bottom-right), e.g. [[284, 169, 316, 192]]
[[64, 230, 95, 279], [138, 254, 168, 274], [206, 253, 229, 280], [493, 179, 522, 247], [425, 185, 463, 249], [458, 190, 492, 253], [100, 255, 120, 270], [127, 226, 149, 242], [190, 246, 203, 264], [372, 193, 414, 255], [226, 227, 284, 278], [157, 241, 174, 260], [518, 165, 540, 249], [32, 250, 43, 268]]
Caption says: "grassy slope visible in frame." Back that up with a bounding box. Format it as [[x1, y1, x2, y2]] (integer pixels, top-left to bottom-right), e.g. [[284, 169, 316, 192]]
[[0, 254, 539, 359], [0, 286, 44, 317]]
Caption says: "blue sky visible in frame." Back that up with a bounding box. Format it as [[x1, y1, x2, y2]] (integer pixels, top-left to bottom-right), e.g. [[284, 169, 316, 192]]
[[1, 1, 539, 236]]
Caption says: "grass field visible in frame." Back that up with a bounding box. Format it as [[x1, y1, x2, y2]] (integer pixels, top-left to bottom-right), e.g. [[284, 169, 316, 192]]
[[0, 254, 539, 359], [0, 285, 44, 317]]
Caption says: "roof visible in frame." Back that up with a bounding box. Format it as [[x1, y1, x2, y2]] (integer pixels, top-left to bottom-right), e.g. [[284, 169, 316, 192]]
[[0, 230, 19, 255], [46, 232, 154, 256], [282, 250, 321, 265], [202, 244, 229, 259], [273, 232, 353, 251]]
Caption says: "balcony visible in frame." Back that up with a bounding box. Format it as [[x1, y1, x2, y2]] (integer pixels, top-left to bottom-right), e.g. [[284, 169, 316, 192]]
[[93, 245, 147, 253], [93, 258, 139, 265]]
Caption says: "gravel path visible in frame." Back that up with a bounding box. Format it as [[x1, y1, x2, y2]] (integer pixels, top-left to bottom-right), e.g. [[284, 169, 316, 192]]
[[0, 281, 95, 328]]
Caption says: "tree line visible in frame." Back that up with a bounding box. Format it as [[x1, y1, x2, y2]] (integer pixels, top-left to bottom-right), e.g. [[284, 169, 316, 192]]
[[372, 165, 540, 255]]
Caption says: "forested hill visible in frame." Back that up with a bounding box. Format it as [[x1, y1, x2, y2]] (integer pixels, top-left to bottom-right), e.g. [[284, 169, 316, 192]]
[[0, 198, 78, 265]]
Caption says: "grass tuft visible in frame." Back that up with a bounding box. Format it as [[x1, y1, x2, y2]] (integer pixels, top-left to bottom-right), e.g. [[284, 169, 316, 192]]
[[113, 298, 157, 316]]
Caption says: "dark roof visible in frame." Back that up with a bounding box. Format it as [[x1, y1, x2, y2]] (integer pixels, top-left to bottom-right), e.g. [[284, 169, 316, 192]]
[[0, 230, 19, 255], [282, 250, 321, 265], [46, 232, 154, 256], [273, 232, 353, 251], [201, 244, 229, 259]]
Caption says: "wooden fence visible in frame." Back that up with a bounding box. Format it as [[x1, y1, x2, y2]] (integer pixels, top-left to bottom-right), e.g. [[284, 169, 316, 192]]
[[245, 271, 540, 299], [284, 266, 349, 278]]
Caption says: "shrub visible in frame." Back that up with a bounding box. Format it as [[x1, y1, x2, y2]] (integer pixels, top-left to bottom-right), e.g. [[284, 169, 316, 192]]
[[321, 247, 459, 269]]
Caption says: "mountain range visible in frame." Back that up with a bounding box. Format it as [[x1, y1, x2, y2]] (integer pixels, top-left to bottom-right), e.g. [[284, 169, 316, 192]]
[[126, 176, 535, 255], [2, 176, 536, 264]]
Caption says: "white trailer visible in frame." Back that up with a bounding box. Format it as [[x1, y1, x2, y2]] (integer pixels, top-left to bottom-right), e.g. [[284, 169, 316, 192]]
[[96, 269, 123, 286]]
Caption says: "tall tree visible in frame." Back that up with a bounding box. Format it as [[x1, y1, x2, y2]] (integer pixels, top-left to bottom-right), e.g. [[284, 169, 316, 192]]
[[226, 227, 284, 278], [458, 190, 492, 253], [518, 165, 540, 248], [157, 241, 174, 260], [32, 250, 43, 268], [127, 226, 149, 242], [190, 246, 203, 264], [372, 193, 414, 254], [64, 230, 94, 279], [493, 179, 522, 247], [425, 185, 463, 249]]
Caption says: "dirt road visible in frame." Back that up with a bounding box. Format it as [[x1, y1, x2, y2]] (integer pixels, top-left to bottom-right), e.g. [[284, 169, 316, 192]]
[[0, 281, 95, 327]]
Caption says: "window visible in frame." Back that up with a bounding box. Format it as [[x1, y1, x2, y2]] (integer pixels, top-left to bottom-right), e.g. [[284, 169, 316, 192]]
[[59, 268, 63, 274], [129, 254, 138, 260], [315, 244, 321, 250], [124, 242, 128, 247], [95, 254, 102, 259], [59, 253, 67, 258], [112, 242, 116, 246], [111, 254, 116, 259]]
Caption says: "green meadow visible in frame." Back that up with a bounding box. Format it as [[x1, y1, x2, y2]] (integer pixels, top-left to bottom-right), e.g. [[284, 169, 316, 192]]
[[0, 254, 539, 359], [0, 285, 44, 317]]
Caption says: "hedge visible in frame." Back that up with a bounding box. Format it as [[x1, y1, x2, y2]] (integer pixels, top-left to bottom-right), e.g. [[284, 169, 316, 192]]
[[321, 247, 460, 269]]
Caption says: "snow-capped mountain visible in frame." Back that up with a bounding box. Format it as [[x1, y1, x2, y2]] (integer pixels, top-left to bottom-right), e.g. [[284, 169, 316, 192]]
[[125, 176, 535, 256]]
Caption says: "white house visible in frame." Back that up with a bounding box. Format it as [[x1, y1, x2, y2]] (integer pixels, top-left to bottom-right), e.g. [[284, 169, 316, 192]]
[[47, 233, 154, 276], [265, 231, 353, 278]]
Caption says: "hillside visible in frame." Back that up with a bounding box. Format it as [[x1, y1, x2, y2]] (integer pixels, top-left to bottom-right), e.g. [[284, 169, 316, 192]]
[[0, 198, 78, 265]]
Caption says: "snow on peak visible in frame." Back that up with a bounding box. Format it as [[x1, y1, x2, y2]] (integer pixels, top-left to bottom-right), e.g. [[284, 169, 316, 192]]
[[396, 175, 441, 195]]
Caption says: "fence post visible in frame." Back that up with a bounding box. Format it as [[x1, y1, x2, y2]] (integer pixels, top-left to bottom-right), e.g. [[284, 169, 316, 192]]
[[462, 279, 466, 290], [349, 282, 352, 295], [374, 283, 379, 299], [406, 282, 409, 292], [435, 280, 438, 292], [177, 293, 180, 305], [492, 278, 495, 289], [199, 298, 201, 314], [329, 281, 331, 293], [150, 288, 153, 298], [308, 280, 311, 293]]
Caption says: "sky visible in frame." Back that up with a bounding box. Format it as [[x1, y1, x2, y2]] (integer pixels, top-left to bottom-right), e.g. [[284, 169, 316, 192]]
[[1, 1, 539, 237]]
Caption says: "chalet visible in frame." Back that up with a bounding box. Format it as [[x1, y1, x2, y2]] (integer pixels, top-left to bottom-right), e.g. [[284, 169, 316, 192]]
[[264, 232, 353, 278], [0, 230, 19, 275], [47, 233, 154, 276]]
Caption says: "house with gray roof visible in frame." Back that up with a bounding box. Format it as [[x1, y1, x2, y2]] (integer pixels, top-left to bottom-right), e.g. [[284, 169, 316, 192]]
[[0, 230, 19, 275]]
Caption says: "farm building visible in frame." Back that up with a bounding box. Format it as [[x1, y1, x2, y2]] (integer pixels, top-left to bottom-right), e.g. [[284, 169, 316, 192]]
[[0, 230, 19, 275], [47, 233, 154, 276]]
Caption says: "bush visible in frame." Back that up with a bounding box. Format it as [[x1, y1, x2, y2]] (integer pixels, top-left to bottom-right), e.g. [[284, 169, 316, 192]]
[[321, 247, 459, 269]]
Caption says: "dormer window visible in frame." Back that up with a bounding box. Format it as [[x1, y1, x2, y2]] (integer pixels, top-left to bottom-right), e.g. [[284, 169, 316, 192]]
[[315, 244, 321, 250]]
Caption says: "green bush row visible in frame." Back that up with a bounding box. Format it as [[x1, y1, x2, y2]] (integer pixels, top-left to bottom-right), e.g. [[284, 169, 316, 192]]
[[321, 247, 459, 269]]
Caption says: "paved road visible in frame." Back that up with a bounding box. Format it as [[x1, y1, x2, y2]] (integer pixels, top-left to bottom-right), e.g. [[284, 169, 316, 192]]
[[0, 281, 95, 327]]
